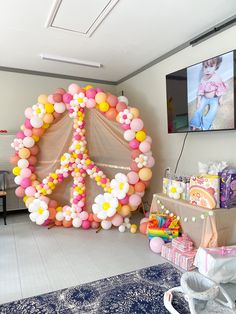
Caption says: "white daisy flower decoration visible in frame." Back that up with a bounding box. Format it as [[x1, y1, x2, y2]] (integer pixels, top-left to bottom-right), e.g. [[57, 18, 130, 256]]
[[135, 154, 148, 168], [28, 199, 49, 225], [32, 103, 46, 118], [168, 181, 185, 200], [110, 173, 129, 200], [60, 153, 71, 166], [118, 109, 133, 124], [92, 193, 118, 220]]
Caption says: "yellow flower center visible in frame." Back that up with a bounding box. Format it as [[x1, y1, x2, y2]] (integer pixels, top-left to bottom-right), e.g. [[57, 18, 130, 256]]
[[102, 202, 110, 211], [66, 210, 71, 216], [170, 187, 177, 193], [36, 108, 41, 114], [119, 183, 124, 190], [37, 207, 44, 215], [78, 98, 83, 103]]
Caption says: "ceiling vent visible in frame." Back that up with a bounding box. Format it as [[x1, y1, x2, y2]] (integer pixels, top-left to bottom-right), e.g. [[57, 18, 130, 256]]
[[45, 0, 119, 37]]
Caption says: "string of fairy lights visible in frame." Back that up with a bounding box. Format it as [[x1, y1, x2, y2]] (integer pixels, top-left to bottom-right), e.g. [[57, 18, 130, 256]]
[[153, 194, 214, 223]]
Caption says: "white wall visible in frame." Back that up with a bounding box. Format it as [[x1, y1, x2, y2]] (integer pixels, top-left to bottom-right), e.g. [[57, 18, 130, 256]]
[[116, 25, 236, 200]]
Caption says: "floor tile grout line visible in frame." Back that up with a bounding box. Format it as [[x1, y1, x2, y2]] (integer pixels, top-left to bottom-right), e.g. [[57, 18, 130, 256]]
[[29, 224, 54, 293], [12, 224, 23, 300]]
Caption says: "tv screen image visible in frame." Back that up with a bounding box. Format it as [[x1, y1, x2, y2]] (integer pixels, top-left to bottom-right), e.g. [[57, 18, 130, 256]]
[[166, 50, 236, 133]]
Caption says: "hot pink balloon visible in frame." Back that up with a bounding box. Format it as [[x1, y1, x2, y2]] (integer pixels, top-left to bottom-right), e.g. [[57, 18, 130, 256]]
[[86, 88, 97, 98], [24, 118, 33, 129], [130, 118, 144, 132], [120, 195, 129, 205], [82, 220, 91, 229], [127, 171, 139, 184], [139, 141, 151, 153], [16, 132, 25, 139], [121, 123, 130, 130], [63, 93, 73, 103], [129, 139, 140, 149], [21, 178, 31, 188]]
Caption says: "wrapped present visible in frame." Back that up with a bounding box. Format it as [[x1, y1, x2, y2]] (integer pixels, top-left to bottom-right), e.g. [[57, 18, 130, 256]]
[[172, 233, 193, 252], [161, 242, 197, 271], [190, 175, 220, 209], [220, 167, 236, 208], [167, 179, 186, 200], [194, 246, 236, 283], [147, 212, 180, 241]]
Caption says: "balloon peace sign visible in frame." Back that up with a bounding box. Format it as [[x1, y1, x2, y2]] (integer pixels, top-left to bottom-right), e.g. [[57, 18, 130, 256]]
[[11, 84, 155, 230]]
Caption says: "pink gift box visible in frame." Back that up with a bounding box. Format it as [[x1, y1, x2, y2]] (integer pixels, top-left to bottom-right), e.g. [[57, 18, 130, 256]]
[[172, 234, 193, 252], [161, 243, 197, 271]]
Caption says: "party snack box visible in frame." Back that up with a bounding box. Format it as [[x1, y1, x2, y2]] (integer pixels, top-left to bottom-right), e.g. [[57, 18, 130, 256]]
[[161, 242, 197, 271], [190, 175, 220, 209], [220, 167, 236, 208]]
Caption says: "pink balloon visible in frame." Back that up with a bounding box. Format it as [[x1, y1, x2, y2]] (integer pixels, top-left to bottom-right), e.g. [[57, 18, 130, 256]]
[[150, 237, 164, 253], [86, 88, 97, 98], [127, 171, 139, 184], [24, 107, 33, 119], [112, 214, 123, 226], [129, 139, 140, 149], [116, 102, 127, 112], [53, 112, 61, 119], [25, 186, 36, 197], [39, 196, 50, 204], [49, 200, 58, 208], [130, 161, 140, 172], [21, 178, 31, 188], [24, 118, 33, 129], [24, 129, 32, 137], [86, 98, 96, 108], [147, 156, 155, 168], [145, 136, 152, 144], [68, 83, 80, 95], [107, 94, 118, 107], [129, 194, 141, 207], [91, 221, 100, 229], [139, 141, 151, 153], [96, 88, 103, 93], [29, 165, 35, 173], [82, 220, 91, 229], [28, 155, 37, 165], [16, 132, 25, 139], [15, 186, 25, 197], [48, 94, 55, 104], [131, 149, 141, 160], [54, 88, 66, 95], [20, 168, 32, 178], [121, 123, 130, 130], [80, 211, 89, 221], [63, 93, 73, 104], [120, 195, 129, 205], [130, 118, 144, 132]]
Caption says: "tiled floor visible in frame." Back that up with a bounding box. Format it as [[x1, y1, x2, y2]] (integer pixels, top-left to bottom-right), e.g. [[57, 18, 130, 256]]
[[0, 212, 164, 305], [1, 212, 236, 309]]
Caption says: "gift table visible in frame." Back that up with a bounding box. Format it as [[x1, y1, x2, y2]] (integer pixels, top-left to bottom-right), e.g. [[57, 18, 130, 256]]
[[151, 193, 236, 248]]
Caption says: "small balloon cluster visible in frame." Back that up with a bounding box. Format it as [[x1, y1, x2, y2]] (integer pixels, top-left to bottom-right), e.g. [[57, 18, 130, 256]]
[[11, 84, 155, 230]]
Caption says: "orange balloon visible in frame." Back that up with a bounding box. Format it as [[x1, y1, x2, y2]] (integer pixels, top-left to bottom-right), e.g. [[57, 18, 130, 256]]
[[10, 154, 20, 165], [119, 205, 131, 217], [139, 222, 148, 235], [30, 174, 37, 181], [48, 207, 57, 220], [55, 220, 63, 226], [43, 113, 54, 124], [93, 214, 102, 222], [32, 128, 45, 137], [88, 213, 94, 222], [105, 108, 117, 120], [134, 181, 146, 193], [63, 219, 72, 228], [128, 185, 135, 195]]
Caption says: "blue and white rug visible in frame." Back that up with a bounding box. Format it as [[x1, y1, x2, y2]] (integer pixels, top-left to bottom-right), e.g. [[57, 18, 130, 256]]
[[0, 263, 189, 314]]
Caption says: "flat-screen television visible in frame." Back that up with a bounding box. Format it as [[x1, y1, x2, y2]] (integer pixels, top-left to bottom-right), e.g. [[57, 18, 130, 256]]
[[166, 50, 236, 133]]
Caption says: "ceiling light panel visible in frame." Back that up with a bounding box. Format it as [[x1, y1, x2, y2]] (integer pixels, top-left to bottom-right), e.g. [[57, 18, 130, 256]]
[[45, 0, 120, 37]]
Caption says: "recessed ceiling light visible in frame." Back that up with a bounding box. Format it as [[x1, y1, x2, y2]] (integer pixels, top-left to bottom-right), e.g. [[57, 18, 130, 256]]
[[40, 53, 102, 68]]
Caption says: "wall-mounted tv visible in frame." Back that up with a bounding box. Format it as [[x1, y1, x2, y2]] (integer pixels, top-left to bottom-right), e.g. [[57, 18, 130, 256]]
[[166, 50, 236, 133]]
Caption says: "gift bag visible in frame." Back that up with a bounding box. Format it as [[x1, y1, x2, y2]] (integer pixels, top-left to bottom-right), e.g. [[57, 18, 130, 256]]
[[194, 246, 236, 283], [190, 175, 220, 209], [220, 167, 236, 208]]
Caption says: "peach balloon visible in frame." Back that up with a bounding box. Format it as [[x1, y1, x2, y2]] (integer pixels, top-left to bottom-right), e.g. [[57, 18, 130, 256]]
[[119, 205, 131, 217], [19, 148, 30, 159], [49, 200, 58, 208], [134, 181, 146, 192], [32, 127, 45, 137], [55, 220, 63, 226], [139, 168, 153, 181], [43, 113, 54, 124], [29, 145, 39, 156], [130, 107, 140, 118], [105, 108, 117, 120], [93, 214, 102, 222], [88, 213, 94, 222], [116, 102, 127, 112], [10, 155, 20, 165], [38, 94, 48, 105], [91, 221, 100, 229], [63, 219, 72, 228], [30, 174, 37, 181], [128, 185, 135, 195], [48, 208, 57, 220], [139, 222, 148, 235], [95, 92, 107, 104]]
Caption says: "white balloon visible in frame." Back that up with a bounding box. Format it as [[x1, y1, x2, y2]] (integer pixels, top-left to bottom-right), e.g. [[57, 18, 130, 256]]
[[118, 225, 126, 232], [56, 212, 64, 221], [14, 176, 22, 185], [72, 217, 82, 228], [18, 159, 29, 169], [124, 130, 135, 141], [118, 96, 129, 105], [30, 116, 43, 128], [101, 220, 112, 230], [54, 102, 66, 113], [23, 136, 35, 148]]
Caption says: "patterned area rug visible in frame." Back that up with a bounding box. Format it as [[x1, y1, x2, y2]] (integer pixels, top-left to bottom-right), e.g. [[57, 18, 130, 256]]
[[0, 263, 189, 314]]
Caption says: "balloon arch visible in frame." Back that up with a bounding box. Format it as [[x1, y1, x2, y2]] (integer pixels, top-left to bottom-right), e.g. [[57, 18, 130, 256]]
[[11, 84, 155, 231]]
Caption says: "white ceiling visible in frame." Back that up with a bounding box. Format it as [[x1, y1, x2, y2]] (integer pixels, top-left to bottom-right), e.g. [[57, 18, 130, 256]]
[[0, 0, 236, 83]]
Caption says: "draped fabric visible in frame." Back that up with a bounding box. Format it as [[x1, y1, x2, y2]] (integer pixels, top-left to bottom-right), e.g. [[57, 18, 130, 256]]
[[36, 109, 131, 212]]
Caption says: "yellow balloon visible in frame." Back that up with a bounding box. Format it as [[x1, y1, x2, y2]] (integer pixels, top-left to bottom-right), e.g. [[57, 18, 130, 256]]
[[85, 85, 93, 90], [32, 135, 39, 142], [99, 101, 109, 112], [136, 130, 146, 142], [42, 123, 50, 129], [45, 103, 54, 113], [130, 224, 137, 234], [13, 167, 21, 176]]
